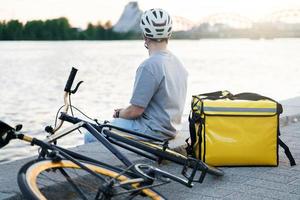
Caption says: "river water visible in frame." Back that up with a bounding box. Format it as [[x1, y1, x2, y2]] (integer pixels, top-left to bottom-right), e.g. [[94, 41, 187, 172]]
[[0, 39, 300, 163]]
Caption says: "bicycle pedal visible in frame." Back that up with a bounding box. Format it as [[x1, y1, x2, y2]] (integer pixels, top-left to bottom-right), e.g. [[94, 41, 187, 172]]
[[181, 157, 207, 185], [198, 171, 207, 183]]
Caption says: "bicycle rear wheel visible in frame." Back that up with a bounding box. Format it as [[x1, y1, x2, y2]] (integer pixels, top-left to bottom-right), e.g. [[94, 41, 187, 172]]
[[18, 159, 165, 200]]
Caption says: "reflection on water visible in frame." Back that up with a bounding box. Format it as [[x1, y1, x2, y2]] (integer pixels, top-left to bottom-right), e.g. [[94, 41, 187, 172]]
[[0, 39, 300, 163]]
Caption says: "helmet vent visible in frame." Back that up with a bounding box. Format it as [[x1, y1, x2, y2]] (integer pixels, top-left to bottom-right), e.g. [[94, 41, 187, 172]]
[[152, 20, 166, 27], [153, 11, 157, 18], [141, 20, 145, 25], [156, 29, 164, 32], [145, 33, 154, 38], [145, 28, 151, 33], [146, 16, 150, 24], [159, 11, 163, 18]]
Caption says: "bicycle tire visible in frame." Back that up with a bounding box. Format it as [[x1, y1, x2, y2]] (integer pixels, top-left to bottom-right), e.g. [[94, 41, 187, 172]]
[[105, 130, 224, 177], [18, 159, 165, 200]]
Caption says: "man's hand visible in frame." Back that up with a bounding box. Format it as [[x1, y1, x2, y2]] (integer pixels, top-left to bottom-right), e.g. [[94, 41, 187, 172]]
[[113, 108, 123, 118], [113, 105, 145, 119]]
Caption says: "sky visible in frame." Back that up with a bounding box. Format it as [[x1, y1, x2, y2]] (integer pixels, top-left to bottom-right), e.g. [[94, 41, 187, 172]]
[[0, 0, 300, 28]]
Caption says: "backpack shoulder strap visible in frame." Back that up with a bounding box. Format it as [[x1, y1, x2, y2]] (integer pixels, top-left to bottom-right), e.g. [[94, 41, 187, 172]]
[[278, 137, 296, 166]]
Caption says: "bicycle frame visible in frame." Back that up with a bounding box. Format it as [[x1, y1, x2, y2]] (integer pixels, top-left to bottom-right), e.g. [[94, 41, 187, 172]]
[[50, 112, 214, 185], [47, 119, 194, 187]]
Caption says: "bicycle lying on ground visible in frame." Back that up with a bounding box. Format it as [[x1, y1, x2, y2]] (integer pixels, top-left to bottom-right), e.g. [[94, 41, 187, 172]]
[[0, 67, 224, 200], [1, 121, 172, 199]]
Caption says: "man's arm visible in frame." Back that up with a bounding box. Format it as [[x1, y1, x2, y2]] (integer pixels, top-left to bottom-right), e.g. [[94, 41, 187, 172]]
[[113, 65, 158, 120], [113, 105, 145, 119]]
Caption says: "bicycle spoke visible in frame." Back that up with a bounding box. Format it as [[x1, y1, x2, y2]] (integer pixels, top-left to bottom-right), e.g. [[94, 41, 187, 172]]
[[127, 191, 142, 200], [59, 168, 89, 200]]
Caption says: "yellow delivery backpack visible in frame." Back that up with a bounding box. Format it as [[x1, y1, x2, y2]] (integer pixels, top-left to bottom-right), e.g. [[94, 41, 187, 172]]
[[186, 91, 296, 167]]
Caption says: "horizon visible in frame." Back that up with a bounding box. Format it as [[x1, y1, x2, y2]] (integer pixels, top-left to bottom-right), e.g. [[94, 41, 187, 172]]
[[1, 0, 300, 28]]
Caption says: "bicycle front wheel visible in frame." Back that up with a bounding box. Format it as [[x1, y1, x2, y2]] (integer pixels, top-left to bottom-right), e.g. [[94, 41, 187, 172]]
[[18, 159, 165, 200]]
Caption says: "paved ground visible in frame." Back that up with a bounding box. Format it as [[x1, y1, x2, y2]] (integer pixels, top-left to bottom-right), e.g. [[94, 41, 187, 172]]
[[0, 97, 299, 200], [0, 121, 299, 200], [153, 122, 300, 200]]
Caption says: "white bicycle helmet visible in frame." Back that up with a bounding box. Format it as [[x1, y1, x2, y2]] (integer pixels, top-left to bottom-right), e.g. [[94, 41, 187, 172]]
[[140, 8, 173, 40]]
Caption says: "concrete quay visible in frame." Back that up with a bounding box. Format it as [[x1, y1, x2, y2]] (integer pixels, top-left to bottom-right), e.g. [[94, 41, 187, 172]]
[[0, 98, 299, 200]]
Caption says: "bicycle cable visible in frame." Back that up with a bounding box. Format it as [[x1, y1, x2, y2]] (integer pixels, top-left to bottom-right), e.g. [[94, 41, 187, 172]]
[[51, 93, 103, 137], [54, 105, 65, 127], [68, 94, 83, 134], [68, 94, 75, 117]]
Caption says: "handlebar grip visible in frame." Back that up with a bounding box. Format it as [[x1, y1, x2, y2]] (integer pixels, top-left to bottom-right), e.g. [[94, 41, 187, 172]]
[[64, 67, 78, 92], [59, 112, 81, 124]]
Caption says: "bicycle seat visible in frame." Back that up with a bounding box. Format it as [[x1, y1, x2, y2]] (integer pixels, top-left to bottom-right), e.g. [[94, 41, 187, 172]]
[[0, 121, 14, 148], [0, 121, 22, 148]]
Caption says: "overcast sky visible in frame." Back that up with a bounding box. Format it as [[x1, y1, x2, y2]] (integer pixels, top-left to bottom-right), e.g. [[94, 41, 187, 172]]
[[0, 0, 299, 28]]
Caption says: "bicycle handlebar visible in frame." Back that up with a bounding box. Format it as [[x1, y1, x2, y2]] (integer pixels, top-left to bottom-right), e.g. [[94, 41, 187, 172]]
[[64, 67, 78, 93], [46, 67, 79, 134]]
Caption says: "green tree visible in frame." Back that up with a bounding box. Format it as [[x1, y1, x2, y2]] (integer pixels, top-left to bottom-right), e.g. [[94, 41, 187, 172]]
[[23, 20, 45, 40], [4, 20, 23, 40], [0, 17, 142, 40], [0, 21, 5, 40], [43, 17, 72, 40], [84, 23, 96, 39], [57, 17, 72, 39], [95, 23, 105, 39]]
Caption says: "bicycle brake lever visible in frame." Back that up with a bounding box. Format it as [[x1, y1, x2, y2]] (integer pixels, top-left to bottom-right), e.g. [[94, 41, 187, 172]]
[[70, 81, 84, 94]]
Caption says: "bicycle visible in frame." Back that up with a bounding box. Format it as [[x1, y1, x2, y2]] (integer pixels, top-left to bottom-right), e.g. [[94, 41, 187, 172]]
[[44, 67, 223, 181], [0, 67, 223, 200], [0, 121, 169, 199]]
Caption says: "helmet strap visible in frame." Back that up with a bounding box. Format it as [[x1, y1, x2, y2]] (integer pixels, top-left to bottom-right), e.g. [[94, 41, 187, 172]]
[[144, 37, 150, 49], [144, 42, 149, 49]]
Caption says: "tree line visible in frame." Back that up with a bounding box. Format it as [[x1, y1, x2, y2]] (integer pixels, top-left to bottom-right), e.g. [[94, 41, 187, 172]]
[[0, 17, 140, 40]]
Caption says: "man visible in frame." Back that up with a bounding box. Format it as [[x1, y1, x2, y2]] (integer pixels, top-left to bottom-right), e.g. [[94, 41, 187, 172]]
[[85, 8, 188, 143]]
